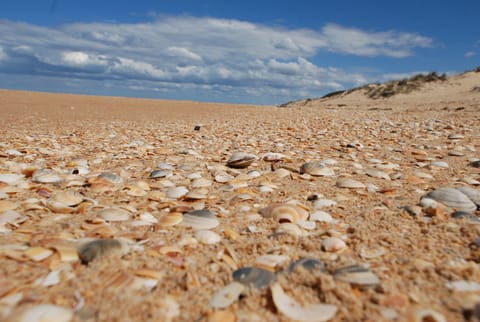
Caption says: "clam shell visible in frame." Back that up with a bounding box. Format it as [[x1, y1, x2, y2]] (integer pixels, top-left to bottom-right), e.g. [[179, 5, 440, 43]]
[[149, 170, 169, 179], [98, 207, 130, 222], [8, 304, 73, 322], [166, 186, 189, 199], [336, 178, 366, 189], [49, 191, 84, 206], [334, 265, 380, 288], [365, 169, 390, 180], [98, 172, 124, 185], [215, 172, 234, 183], [77, 239, 129, 264], [0, 173, 24, 185], [300, 162, 335, 176], [425, 188, 476, 212], [195, 230, 221, 244], [275, 222, 306, 236], [32, 169, 63, 184], [226, 152, 257, 169], [182, 209, 219, 230], [309, 211, 334, 223], [260, 204, 309, 223], [270, 283, 337, 322], [232, 266, 276, 289], [159, 212, 183, 227], [455, 187, 480, 207], [209, 282, 245, 309], [261, 152, 287, 162]]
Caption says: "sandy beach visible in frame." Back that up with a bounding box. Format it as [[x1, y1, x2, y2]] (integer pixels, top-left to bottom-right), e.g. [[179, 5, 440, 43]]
[[0, 70, 479, 321]]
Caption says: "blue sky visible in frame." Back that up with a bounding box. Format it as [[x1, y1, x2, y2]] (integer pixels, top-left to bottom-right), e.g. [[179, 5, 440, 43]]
[[0, 0, 478, 104]]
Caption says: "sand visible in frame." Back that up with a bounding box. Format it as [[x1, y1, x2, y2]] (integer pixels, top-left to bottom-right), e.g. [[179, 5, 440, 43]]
[[0, 72, 479, 322]]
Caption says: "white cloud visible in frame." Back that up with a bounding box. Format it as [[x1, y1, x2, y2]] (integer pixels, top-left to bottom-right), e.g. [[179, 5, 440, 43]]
[[0, 17, 434, 103], [465, 51, 476, 58]]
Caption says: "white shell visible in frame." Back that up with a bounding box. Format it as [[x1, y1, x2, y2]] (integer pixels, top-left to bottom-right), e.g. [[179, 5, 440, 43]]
[[166, 186, 189, 199], [8, 304, 73, 322], [270, 283, 337, 322], [309, 211, 334, 223], [322, 237, 347, 252], [209, 282, 245, 309], [336, 178, 366, 189], [425, 188, 476, 212], [32, 169, 63, 184], [0, 173, 24, 185], [98, 208, 130, 222], [195, 230, 221, 244]]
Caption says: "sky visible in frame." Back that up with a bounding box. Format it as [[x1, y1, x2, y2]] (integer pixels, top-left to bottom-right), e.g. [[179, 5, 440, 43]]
[[0, 1, 479, 105]]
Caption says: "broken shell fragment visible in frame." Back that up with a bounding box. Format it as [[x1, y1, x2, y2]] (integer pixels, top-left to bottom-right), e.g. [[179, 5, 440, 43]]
[[78, 239, 129, 264], [334, 265, 380, 288], [209, 282, 245, 309], [270, 283, 337, 322], [226, 152, 257, 169], [232, 266, 276, 289]]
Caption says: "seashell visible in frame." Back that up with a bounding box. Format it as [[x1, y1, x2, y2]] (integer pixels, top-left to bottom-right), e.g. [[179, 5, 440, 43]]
[[448, 149, 464, 156], [7, 304, 73, 322], [157, 162, 174, 170], [261, 152, 287, 162], [215, 172, 234, 183], [336, 178, 366, 189], [259, 203, 309, 223], [455, 187, 480, 207], [0, 173, 24, 185], [360, 247, 386, 259], [149, 170, 169, 179], [430, 161, 449, 168], [405, 306, 446, 322], [300, 162, 335, 176], [98, 207, 130, 222], [255, 254, 289, 271], [334, 265, 380, 288], [322, 237, 347, 252], [226, 152, 257, 169], [41, 270, 61, 287], [445, 280, 480, 292], [98, 172, 124, 185], [191, 177, 212, 188], [413, 171, 434, 180], [469, 160, 480, 168], [195, 230, 221, 244], [25, 247, 54, 261], [166, 186, 189, 199], [270, 283, 337, 322], [461, 177, 480, 185], [134, 269, 164, 280], [46, 191, 84, 213], [77, 239, 129, 264], [32, 169, 63, 184], [309, 210, 334, 223], [182, 209, 219, 230], [448, 133, 464, 140], [313, 199, 337, 209], [274, 168, 291, 178], [288, 258, 326, 273], [185, 190, 207, 200], [275, 222, 306, 236], [452, 211, 480, 223], [53, 245, 79, 262], [365, 169, 390, 180], [159, 212, 183, 227], [233, 266, 276, 289], [209, 282, 245, 309], [296, 219, 316, 230], [425, 188, 476, 212]]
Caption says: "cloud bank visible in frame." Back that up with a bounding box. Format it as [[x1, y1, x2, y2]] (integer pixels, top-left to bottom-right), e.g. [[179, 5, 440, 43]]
[[0, 16, 433, 104]]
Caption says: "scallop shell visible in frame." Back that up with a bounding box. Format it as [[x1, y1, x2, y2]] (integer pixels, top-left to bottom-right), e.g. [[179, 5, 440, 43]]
[[260, 204, 309, 223], [300, 162, 335, 176], [7, 304, 73, 322], [336, 178, 366, 189], [270, 283, 337, 322], [232, 266, 276, 289], [226, 152, 257, 169], [46, 191, 84, 213], [77, 239, 129, 264], [182, 209, 219, 230], [209, 282, 245, 309], [195, 230, 221, 244], [425, 188, 476, 212]]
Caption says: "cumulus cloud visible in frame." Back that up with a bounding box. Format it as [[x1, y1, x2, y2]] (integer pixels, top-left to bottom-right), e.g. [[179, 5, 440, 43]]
[[0, 17, 434, 103]]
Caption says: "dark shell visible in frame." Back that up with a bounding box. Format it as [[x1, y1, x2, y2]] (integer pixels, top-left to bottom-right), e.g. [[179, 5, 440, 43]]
[[288, 258, 327, 273], [232, 266, 275, 289]]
